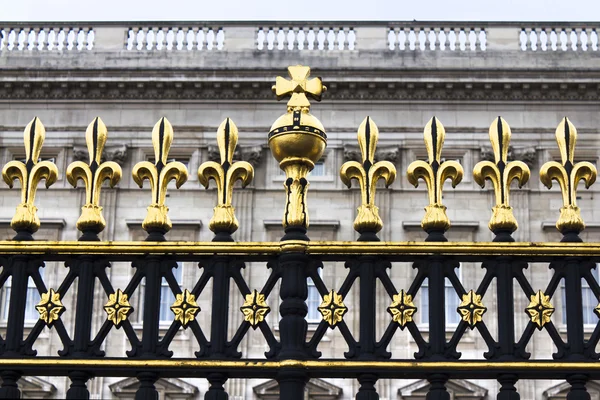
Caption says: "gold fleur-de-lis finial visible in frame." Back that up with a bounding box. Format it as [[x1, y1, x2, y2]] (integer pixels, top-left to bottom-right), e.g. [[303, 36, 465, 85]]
[[340, 117, 396, 239], [473, 117, 530, 235], [66, 118, 122, 238], [272, 65, 326, 111], [2, 117, 59, 239], [132, 118, 188, 237], [198, 118, 254, 238], [407, 117, 463, 237], [540, 118, 597, 236]]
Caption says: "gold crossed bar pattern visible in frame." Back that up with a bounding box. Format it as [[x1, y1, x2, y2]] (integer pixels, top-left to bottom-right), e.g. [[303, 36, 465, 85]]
[[198, 118, 254, 238], [340, 117, 396, 239], [268, 66, 327, 237], [540, 117, 597, 238], [473, 117, 530, 237], [407, 117, 463, 238], [132, 118, 189, 238], [2, 117, 58, 240], [66, 118, 122, 239]]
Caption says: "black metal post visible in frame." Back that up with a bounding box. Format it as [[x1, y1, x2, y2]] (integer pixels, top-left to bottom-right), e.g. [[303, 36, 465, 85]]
[[67, 256, 95, 399], [0, 256, 31, 399], [277, 243, 309, 399], [204, 227, 234, 400]]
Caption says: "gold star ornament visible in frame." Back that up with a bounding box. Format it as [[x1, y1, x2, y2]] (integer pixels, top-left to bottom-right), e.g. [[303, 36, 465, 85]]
[[318, 290, 348, 328], [387, 290, 417, 328], [170, 289, 200, 327], [104, 289, 133, 326], [457, 290, 487, 329], [36, 288, 65, 326], [526, 290, 554, 329], [240, 289, 270, 328]]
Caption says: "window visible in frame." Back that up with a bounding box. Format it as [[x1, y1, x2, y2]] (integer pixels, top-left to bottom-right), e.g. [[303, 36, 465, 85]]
[[309, 160, 325, 177], [2, 269, 43, 323], [306, 271, 322, 322], [420, 266, 462, 327], [138, 263, 183, 324], [562, 266, 599, 326], [160, 265, 183, 323], [278, 160, 325, 177]]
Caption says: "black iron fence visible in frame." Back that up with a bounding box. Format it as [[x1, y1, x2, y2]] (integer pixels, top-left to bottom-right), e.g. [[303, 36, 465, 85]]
[[0, 66, 598, 400]]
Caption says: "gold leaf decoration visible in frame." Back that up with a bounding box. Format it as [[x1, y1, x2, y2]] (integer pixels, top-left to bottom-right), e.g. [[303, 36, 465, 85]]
[[240, 289, 270, 328], [2, 117, 58, 235], [104, 289, 132, 326], [340, 116, 396, 235], [540, 118, 597, 235], [198, 118, 254, 235], [36, 288, 65, 326], [407, 117, 463, 233], [170, 289, 200, 327], [473, 117, 530, 234], [387, 289, 417, 328], [67, 117, 122, 234], [132, 118, 188, 235], [457, 290, 487, 328], [525, 290, 554, 329], [317, 289, 348, 328]]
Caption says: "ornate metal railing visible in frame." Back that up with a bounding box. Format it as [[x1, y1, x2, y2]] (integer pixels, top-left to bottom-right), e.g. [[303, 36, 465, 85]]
[[0, 65, 599, 400], [0, 21, 598, 52]]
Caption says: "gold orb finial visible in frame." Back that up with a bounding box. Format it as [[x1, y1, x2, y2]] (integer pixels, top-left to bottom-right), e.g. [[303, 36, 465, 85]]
[[268, 66, 328, 235]]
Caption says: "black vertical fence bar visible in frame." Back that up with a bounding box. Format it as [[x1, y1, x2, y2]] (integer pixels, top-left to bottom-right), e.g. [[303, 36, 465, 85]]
[[562, 229, 592, 400], [66, 256, 95, 399], [134, 251, 163, 400], [277, 249, 309, 400], [204, 225, 234, 400], [356, 256, 379, 400], [492, 223, 522, 400], [0, 255, 31, 399]]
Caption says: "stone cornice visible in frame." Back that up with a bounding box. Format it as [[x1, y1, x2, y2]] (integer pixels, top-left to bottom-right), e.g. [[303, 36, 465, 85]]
[[1, 79, 599, 102]]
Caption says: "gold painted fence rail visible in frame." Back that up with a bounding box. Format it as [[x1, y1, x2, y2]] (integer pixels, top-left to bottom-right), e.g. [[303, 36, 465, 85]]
[[0, 240, 600, 257]]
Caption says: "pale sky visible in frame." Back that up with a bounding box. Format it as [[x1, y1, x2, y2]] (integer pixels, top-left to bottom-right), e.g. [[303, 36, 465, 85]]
[[1, 0, 598, 21]]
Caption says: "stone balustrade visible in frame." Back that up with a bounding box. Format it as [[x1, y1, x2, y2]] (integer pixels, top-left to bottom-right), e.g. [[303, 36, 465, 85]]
[[0, 21, 597, 53]]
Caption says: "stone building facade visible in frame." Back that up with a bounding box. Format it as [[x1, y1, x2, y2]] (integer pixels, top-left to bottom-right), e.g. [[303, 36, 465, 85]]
[[0, 21, 599, 399]]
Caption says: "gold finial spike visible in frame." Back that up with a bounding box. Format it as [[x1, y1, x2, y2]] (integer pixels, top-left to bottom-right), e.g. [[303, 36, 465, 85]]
[[407, 117, 463, 237], [473, 117, 530, 235], [198, 118, 254, 238], [132, 118, 188, 238], [272, 65, 326, 111], [67, 118, 122, 238], [540, 118, 597, 237], [2, 117, 58, 239], [340, 117, 396, 238]]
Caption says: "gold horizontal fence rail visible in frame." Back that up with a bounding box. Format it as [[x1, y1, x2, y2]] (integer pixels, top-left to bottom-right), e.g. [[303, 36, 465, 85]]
[[1, 240, 600, 257], [2, 358, 600, 377]]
